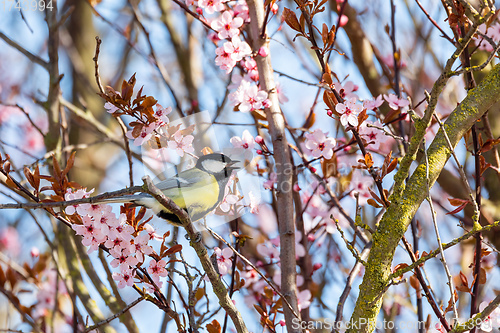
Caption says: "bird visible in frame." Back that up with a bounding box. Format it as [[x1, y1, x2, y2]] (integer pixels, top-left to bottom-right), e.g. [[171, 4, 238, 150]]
[[103, 153, 239, 226]]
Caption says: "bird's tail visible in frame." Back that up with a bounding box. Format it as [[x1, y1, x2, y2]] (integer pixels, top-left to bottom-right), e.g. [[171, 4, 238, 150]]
[[98, 194, 149, 205]]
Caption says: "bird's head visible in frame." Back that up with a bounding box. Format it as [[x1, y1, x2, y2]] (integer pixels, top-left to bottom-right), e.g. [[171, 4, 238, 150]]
[[196, 153, 239, 177]]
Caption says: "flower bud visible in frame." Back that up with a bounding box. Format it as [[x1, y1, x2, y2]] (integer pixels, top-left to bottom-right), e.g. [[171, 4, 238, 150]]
[[255, 135, 264, 145], [258, 46, 269, 57]]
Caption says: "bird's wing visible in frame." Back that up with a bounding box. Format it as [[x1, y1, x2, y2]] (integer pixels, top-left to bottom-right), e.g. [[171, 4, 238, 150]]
[[154, 169, 208, 191]]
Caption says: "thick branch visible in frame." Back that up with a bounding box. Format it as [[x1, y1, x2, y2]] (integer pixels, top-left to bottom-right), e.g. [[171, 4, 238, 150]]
[[246, 0, 300, 331], [347, 64, 500, 333]]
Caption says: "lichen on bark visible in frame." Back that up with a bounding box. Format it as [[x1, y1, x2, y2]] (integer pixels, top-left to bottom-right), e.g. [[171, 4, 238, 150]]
[[347, 64, 500, 333]]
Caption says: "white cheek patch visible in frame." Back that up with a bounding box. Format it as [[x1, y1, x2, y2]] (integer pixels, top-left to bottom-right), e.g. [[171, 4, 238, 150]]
[[201, 159, 226, 173]]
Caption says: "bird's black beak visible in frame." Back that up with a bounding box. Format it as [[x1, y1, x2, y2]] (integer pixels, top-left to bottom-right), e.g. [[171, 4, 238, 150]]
[[227, 160, 240, 170]]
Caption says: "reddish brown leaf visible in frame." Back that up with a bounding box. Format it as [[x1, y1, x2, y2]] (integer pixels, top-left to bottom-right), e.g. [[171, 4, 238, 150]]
[[447, 198, 470, 206], [321, 155, 337, 178], [367, 198, 382, 208], [387, 158, 398, 174], [322, 72, 333, 86], [409, 274, 420, 290], [365, 152, 374, 168], [368, 188, 384, 205], [478, 268, 487, 285], [302, 112, 316, 129], [357, 110, 368, 128], [0, 265, 5, 288], [164, 244, 183, 257], [282, 8, 302, 33], [393, 263, 409, 275], [62, 151, 76, 180], [206, 319, 221, 333], [323, 91, 339, 116]]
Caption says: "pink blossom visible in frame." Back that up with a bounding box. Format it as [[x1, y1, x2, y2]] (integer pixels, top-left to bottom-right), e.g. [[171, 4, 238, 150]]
[[93, 209, 118, 235], [126, 122, 157, 146], [214, 247, 234, 275], [256, 241, 279, 261], [79, 202, 111, 221], [363, 95, 384, 110], [230, 129, 255, 150], [144, 224, 163, 241], [358, 120, 388, 151], [339, 14, 348, 27], [211, 11, 243, 39], [242, 57, 259, 81], [295, 231, 305, 258], [105, 235, 126, 253], [0, 106, 20, 124], [263, 172, 277, 190], [229, 77, 251, 106], [233, 0, 249, 22], [31, 247, 40, 258], [208, 31, 220, 44], [113, 268, 135, 288], [107, 214, 134, 241], [256, 204, 277, 233], [133, 232, 154, 262], [479, 301, 500, 332], [383, 93, 410, 110], [0, 227, 20, 257], [148, 259, 168, 284], [297, 289, 312, 311], [215, 37, 251, 74], [72, 215, 105, 242], [488, 22, 500, 42], [258, 46, 269, 57], [239, 85, 269, 112], [240, 267, 259, 285], [334, 81, 358, 100], [275, 82, 289, 104], [219, 187, 241, 213], [64, 188, 95, 215], [304, 129, 336, 159], [271, 2, 278, 14], [247, 191, 259, 214], [104, 102, 118, 114], [230, 36, 252, 61], [24, 124, 45, 151], [335, 97, 362, 127], [154, 104, 172, 124], [350, 172, 373, 206], [198, 0, 225, 14], [168, 131, 195, 157], [110, 246, 139, 269], [476, 24, 495, 52]]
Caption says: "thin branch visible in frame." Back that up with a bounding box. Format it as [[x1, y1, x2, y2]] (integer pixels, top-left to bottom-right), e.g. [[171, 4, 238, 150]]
[[0, 31, 49, 70], [423, 138, 459, 323], [415, 0, 455, 44], [205, 226, 301, 319], [83, 297, 145, 333]]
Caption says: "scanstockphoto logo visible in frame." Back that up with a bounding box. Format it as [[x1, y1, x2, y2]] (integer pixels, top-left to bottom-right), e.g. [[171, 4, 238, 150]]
[[138, 110, 263, 230]]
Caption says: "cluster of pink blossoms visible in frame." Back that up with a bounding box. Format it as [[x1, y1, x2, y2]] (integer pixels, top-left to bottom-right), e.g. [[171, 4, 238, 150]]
[[106, 102, 195, 156], [186, 0, 272, 112], [66, 188, 166, 290]]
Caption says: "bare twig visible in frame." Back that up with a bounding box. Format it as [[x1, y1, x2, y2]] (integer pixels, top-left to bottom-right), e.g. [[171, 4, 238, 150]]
[[83, 297, 144, 332], [423, 138, 459, 322], [0, 32, 49, 70]]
